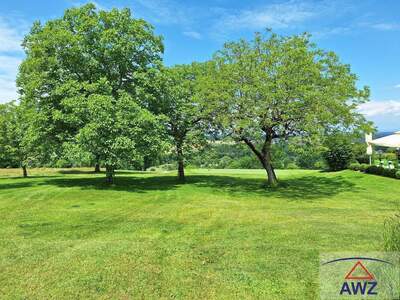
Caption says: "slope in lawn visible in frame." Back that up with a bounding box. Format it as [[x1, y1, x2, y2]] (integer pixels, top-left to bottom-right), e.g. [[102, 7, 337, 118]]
[[0, 169, 398, 299]]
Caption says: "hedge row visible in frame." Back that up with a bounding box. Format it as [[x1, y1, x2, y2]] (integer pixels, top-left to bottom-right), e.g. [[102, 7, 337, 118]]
[[349, 163, 400, 179]]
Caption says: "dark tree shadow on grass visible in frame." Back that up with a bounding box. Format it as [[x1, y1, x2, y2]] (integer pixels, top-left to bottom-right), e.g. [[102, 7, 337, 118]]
[[45, 175, 182, 193], [0, 173, 358, 200], [57, 169, 146, 175], [187, 175, 357, 200]]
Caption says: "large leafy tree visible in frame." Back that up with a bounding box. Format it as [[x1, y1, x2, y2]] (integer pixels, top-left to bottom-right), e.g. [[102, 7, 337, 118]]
[[43, 77, 166, 182], [200, 31, 370, 186], [73, 87, 165, 183], [17, 4, 164, 170], [149, 64, 206, 181]]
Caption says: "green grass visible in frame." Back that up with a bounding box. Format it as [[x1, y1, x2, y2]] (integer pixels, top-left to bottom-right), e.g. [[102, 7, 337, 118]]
[[0, 168, 398, 299]]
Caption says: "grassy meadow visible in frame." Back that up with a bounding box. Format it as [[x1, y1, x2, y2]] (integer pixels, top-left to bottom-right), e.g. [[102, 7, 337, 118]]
[[0, 168, 399, 299]]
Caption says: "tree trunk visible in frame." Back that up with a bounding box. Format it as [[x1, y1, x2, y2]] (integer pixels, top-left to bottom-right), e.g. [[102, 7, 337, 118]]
[[176, 143, 185, 182], [243, 137, 278, 186], [262, 154, 278, 186], [94, 155, 101, 173], [105, 165, 115, 184], [178, 159, 185, 181], [22, 165, 28, 178], [143, 156, 151, 171], [94, 162, 100, 173]]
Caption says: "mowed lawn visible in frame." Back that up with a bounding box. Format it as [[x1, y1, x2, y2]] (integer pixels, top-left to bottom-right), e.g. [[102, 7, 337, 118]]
[[0, 168, 398, 299]]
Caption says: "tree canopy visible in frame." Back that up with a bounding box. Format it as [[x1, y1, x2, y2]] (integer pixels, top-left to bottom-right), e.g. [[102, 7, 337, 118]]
[[199, 31, 371, 185], [148, 64, 207, 181], [0, 102, 40, 176], [16, 4, 165, 181], [0, 5, 374, 185], [75, 90, 165, 183]]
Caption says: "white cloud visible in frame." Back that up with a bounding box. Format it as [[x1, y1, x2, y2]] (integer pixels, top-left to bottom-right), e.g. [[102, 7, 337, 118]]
[[313, 21, 400, 40], [311, 26, 352, 39], [358, 21, 400, 31], [183, 31, 202, 40], [212, 0, 339, 33], [0, 17, 25, 103], [0, 18, 24, 52], [217, 2, 314, 31], [0, 75, 18, 102], [0, 55, 21, 103], [370, 23, 400, 31], [131, 0, 193, 25], [0, 55, 22, 75], [358, 100, 400, 131], [394, 84, 400, 89], [71, 1, 109, 11], [209, 0, 353, 40], [358, 100, 400, 117]]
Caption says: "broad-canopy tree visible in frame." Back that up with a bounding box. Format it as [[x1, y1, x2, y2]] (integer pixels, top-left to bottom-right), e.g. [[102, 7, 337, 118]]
[[17, 4, 164, 171], [149, 64, 207, 181], [74, 87, 165, 183], [200, 31, 370, 185]]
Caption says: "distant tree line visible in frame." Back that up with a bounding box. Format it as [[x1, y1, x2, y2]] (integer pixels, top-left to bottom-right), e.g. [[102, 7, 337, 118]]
[[0, 4, 372, 185]]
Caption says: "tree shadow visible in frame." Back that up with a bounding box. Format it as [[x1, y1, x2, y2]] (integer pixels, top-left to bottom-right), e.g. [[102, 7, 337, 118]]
[[57, 170, 99, 175], [42, 175, 182, 193], [0, 173, 358, 200], [57, 169, 145, 175], [188, 175, 358, 200], [0, 181, 39, 190]]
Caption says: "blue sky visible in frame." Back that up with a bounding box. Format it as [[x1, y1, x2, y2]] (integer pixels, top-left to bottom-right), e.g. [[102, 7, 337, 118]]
[[0, 0, 399, 131]]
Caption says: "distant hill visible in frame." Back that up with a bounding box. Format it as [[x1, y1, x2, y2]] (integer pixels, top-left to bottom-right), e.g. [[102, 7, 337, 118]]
[[375, 132, 395, 138]]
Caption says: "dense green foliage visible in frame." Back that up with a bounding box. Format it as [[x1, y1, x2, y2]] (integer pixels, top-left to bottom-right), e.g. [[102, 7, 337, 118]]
[[348, 162, 370, 172], [322, 134, 354, 171], [75, 91, 165, 182], [0, 168, 398, 298], [199, 31, 370, 185], [365, 165, 398, 178], [0, 4, 372, 184], [0, 102, 40, 175], [187, 140, 327, 170], [148, 64, 208, 181], [16, 4, 164, 181], [0, 103, 19, 168], [349, 162, 400, 180]]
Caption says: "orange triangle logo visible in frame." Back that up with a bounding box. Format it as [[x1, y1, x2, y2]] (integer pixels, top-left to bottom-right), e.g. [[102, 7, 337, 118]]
[[345, 261, 374, 280]]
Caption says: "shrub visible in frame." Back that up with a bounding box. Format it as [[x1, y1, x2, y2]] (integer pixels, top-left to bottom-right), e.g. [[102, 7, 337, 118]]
[[229, 156, 260, 169], [382, 152, 397, 161], [296, 150, 323, 169], [323, 142, 353, 171], [313, 160, 327, 170], [147, 166, 157, 171], [355, 154, 370, 164], [365, 165, 400, 179], [384, 214, 400, 251], [159, 164, 176, 171], [349, 163, 370, 172], [349, 162, 361, 171], [365, 165, 384, 175], [382, 168, 397, 179], [286, 162, 299, 169], [218, 156, 233, 169], [55, 159, 72, 168]]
